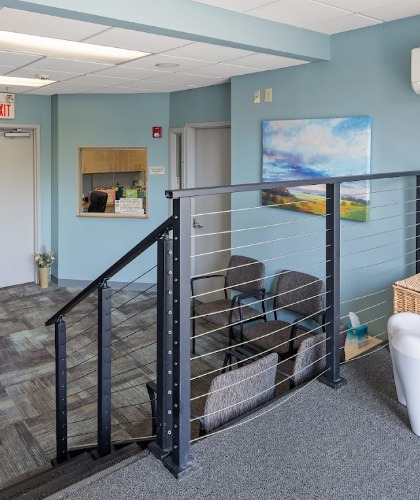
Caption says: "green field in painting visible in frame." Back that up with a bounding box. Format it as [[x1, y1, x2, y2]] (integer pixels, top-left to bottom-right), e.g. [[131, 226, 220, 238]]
[[262, 191, 369, 222]]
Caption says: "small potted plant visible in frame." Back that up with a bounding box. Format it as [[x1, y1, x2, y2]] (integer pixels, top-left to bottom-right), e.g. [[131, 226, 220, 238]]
[[34, 249, 55, 288]]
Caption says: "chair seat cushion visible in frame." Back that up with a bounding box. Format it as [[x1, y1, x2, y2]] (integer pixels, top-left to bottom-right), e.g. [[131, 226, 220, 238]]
[[242, 320, 297, 354], [194, 299, 262, 326]]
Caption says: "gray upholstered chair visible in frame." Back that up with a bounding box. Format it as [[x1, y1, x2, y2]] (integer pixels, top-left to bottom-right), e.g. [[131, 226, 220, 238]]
[[196, 353, 277, 435], [191, 255, 265, 353], [147, 353, 277, 437], [282, 329, 347, 388], [240, 270, 325, 360]]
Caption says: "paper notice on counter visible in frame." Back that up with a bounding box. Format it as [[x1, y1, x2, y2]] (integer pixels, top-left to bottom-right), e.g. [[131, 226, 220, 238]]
[[115, 198, 144, 214]]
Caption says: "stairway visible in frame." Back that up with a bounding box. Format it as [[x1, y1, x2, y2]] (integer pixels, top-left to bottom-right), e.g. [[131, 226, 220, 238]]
[[0, 444, 149, 500]]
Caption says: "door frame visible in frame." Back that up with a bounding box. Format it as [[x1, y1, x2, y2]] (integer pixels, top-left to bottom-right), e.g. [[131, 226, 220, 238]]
[[168, 121, 231, 277], [0, 124, 41, 284], [168, 121, 231, 193]]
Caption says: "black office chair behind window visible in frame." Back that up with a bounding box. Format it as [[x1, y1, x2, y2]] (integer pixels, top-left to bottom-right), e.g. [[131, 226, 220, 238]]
[[88, 190, 108, 213]]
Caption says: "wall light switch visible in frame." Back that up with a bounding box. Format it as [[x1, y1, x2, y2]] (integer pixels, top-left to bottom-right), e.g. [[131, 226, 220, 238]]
[[253, 90, 260, 104], [264, 87, 272, 103]]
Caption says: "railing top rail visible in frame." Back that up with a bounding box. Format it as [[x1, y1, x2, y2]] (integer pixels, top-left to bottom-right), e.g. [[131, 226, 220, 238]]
[[166, 170, 420, 199], [45, 216, 173, 326]]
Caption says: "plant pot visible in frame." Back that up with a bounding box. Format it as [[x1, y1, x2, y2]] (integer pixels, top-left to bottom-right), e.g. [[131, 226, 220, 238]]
[[38, 267, 50, 288]]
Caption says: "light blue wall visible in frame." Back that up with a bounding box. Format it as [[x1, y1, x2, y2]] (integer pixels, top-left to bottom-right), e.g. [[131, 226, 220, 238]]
[[53, 93, 170, 282], [0, 94, 52, 251], [230, 16, 420, 330], [169, 84, 231, 127]]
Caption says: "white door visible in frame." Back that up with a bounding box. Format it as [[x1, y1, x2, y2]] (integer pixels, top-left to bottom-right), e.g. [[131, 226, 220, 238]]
[[0, 129, 37, 287], [192, 128, 231, 301]]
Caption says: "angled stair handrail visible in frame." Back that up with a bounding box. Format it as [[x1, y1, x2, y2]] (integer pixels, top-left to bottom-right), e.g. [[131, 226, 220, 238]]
[[45, 216, 173, 326]]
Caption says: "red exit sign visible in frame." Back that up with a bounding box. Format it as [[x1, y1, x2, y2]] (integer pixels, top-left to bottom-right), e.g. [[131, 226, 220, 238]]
[[0, 93, 15, 119]]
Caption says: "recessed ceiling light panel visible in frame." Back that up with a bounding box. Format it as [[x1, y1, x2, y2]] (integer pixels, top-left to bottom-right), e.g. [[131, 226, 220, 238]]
[[0, 30, 150, 65], [0, 75, 56, 87]]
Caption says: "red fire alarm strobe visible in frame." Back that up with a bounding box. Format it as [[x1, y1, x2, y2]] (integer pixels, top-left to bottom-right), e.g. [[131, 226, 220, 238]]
[[152, 126, 162, 138]]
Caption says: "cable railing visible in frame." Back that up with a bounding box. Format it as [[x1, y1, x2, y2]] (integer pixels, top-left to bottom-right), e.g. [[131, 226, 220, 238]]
[[45, 170, 420, 481], [46, 217, 172, 463], [153, 170, 420, 478]]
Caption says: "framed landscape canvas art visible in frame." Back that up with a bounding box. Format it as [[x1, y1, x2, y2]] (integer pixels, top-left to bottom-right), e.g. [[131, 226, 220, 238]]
[[262, 117, 371, 222]]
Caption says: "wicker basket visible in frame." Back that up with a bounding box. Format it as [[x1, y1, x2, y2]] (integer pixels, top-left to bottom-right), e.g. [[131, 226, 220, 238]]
[[393, 273, 420, 314]]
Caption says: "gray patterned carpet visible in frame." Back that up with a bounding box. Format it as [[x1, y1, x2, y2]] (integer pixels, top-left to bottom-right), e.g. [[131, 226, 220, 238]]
[[48, 346, 420, 500], [0, 283, 241, 489]]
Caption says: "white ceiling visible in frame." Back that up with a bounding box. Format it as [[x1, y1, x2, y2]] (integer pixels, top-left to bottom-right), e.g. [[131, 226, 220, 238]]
[[0, 0, 418, 95]]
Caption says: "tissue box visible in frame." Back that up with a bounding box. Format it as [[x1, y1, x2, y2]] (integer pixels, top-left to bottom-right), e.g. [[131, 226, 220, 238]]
[[347, 323, 368, 348]]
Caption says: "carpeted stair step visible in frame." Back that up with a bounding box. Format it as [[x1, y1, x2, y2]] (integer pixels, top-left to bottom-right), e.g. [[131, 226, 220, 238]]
[[0, 444, 148, 500]]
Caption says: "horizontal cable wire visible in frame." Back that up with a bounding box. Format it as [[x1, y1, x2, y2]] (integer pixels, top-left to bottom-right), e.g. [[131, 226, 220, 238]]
[[110, 265, 157, 297], [341, 221, 419, 245], [192, 215, 322, 239], [341, 234, 416, 260], [111, 337, 157, 365], [192, 285, 326, 338], [111, 399, 155, 412], [190, 271, 324, 326], [111, 317, 158, 347], [341, 249, 418, 276], [191, 249, 330, 283], [340, 287, 388, 305], [342, 252, 418, 288], [112, 360, 156, 382], [190, 332, 390, 444], [193, 197, 331, 218], [193, 227, 328, 259], [341, 208, 417, 229], [191, 336, 328, 403], [191, 321, 329, 377], [190, 367, 328, 443]]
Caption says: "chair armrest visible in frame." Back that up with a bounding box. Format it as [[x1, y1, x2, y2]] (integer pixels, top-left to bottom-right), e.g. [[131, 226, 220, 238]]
[[191, 274, 225, 296], [235, 289, 266, 321]]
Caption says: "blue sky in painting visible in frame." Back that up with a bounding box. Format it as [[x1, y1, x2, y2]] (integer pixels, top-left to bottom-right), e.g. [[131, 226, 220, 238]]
[[262, 117, 371, 199]]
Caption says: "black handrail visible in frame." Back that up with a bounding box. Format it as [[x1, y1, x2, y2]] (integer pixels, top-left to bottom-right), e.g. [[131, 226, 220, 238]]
[[166, 169, 420, 199], [45, 216, 173, 326]]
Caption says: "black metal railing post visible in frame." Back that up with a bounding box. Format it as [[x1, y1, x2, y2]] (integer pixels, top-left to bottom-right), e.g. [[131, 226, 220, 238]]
[[97, 279, 112, 457], [164, 197, 194, 478], [149, 233, 174, 459], [416, 175, 420, 274], [54, 316, 68, 464], [321, 182, 346, 389]]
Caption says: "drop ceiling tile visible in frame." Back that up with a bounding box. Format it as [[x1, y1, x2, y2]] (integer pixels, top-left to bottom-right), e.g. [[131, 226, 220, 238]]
[[313, 0, 407, 13], [117, 80, 195, 92], [186, 63, 262, 78], [93, 65, 167, 80], [248, 0, 349, 27], [226, 53, 306, 70], [0, 51, 42, 67], [191, 0, 275, 12], [63, 74, 137, 86], [0, 64, 14, 75], [141, 72, 223, 86], [84, 28, 193, 53], [362, 0, 420, 21], [5, 67, 85, 81], [163, 42, 253, 62], [31, 81, 108, 93], [121, 54, 210, 72], [86, 87, 143, 94], [25, 57, 112, 73], [0, 8, 109, 41], [308, 13, 383, 34]]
